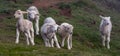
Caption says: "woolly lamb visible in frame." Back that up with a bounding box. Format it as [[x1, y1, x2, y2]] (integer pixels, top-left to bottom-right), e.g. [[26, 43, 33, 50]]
[[44, 17, 56, 24], [14, 10, 35, 45], [27, 6, 40, 35], [41, 23, 60, 48], [99, 15, 112, 49], [58, 23, 73, 50]]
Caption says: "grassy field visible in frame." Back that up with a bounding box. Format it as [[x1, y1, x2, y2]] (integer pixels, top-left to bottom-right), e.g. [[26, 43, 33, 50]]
[[0, 0, 120, 56]]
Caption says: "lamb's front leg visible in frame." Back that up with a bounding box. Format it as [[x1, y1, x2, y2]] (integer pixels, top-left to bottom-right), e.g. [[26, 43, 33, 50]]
[[107, 34, 111, 49], [61, 37, 65, 47], [30, 27, 35, 45], [51, 39, 54, 47], [54, 34, 60, 48], [101, 35, 106, 47], [35, 17, 39, 35], [15, 28, 20, 44], [69, 35, 72, 49], [67, 36, 71, 50]]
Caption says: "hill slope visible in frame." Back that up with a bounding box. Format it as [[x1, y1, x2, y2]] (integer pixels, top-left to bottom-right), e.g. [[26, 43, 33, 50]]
[[0, 0, 120, 56]]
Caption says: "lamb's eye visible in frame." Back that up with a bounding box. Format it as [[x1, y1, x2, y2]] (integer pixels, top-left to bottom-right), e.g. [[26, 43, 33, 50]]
[[67, 27, 70, 29], [18, 13, 21, 15], [103, 19, 106, 21]]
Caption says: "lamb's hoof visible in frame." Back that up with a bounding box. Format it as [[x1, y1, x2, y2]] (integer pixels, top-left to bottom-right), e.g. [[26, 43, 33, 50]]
[[68, 47, 71, 50], [107, 46, 110, 49], [61, 45, 64, 47], [36, 32, 39, 35], [68, 48, 71, 50], [15, 41, 19, 44], [102, 44, 105, 47], [32, 43, 35, 46], [27, 43, 30, 45], [51, 46, 54, 48], [57, 46, 61, 49]]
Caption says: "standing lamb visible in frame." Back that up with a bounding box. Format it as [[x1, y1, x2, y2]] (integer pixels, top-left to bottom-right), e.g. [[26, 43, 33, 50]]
[[41, 23, 61, 48], [99, 15, 112, 49], [27, 6, 40, 35], [14, 10, 35, 45], [58, 23, 73, 50]]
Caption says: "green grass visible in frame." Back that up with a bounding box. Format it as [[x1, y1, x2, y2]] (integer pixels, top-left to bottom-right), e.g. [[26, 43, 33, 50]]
[[0, 0, 120, 56]]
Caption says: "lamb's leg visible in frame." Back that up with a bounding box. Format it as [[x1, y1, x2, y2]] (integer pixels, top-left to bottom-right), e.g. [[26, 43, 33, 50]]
[[67, 36, 71, 50], [44, 39, 49, 47], [51, 39, 54, 47], [54, 34, 60, 48], [30, 27, 34, 44], [101, 35, 106, 47], [41, 34, 48, 47], [15, 28, 20, 44], [70, 35, 72, 49], [47, 39, 51, 47], [35, 17, 39, 35], [107, 34, 110, 49], [27, 31, 35, 45], [61, 37, 66, 47], [24, 33, 30, 45]]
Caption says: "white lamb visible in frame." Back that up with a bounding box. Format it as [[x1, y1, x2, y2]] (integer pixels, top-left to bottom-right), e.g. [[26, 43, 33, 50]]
[[41, 23, 60, 48], [44, 17, 56, 24], [14, 10, 35, 45], [58, 23, 73, 50], [27, 6, 40, 35], [99, 15, 112, 49]]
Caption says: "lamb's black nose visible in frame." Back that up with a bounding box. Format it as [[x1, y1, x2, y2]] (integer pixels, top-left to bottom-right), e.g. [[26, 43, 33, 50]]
[[107, 23, 109, 25]]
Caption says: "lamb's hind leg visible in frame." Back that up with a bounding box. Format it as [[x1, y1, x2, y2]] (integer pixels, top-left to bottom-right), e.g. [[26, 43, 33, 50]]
[[24, 32, 30, 45], [15, 28, 20, 44], [28, 31, 35, 45], [42, 33, 49, 47]]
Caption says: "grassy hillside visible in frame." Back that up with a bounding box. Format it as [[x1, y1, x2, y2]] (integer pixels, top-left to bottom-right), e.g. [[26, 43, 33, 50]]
[[0, 0, 120, 56]]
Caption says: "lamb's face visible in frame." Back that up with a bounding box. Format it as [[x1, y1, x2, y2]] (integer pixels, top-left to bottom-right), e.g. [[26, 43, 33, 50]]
[[50, 24, 59, 33], [54, 24, 59, 31], [28, 11, 37, 19], [63, 25, 73, 34], [100, 15, 111, 25], [14, 10, 23, 18]]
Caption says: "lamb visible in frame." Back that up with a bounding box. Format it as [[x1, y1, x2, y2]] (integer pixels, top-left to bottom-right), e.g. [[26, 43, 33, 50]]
[[41, 23, 60, 48], [44, 17, 56, 24], [58, 23, 73, 50], [99, 15, 112, 49], [27, 6, 40, 35], [44, 17, 58, 31], [14, 10, 35, 45]]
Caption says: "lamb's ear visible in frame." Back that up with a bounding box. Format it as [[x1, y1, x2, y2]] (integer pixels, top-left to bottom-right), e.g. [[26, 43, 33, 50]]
[[99, 15, 104, 19], [108, 16, 111, 19], [63, 25, 66, 28], [22, 11, 28, 14], [36, 13, 40, 16]]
